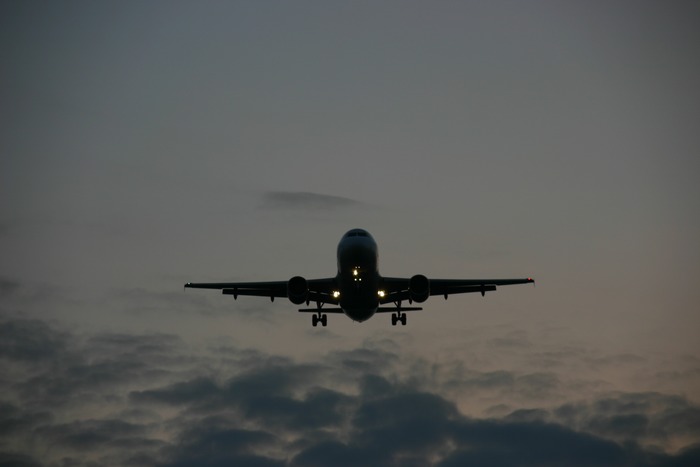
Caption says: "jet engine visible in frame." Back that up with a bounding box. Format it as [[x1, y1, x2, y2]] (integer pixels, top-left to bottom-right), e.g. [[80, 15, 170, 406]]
[[287, 276, 309, 305], [409, 274, 430, 303]]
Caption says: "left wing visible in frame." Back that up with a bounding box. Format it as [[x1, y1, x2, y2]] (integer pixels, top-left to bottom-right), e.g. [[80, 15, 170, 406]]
[[379, 277, 534, 304], [184, 278, 338, 305]]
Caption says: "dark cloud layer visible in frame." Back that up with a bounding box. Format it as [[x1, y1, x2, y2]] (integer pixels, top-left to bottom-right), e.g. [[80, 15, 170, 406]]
[[1, 318, 699, 466]]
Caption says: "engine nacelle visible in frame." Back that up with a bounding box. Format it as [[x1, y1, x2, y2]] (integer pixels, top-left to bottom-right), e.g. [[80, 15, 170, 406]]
[[287, 276, 309, 305], [409, 274, 430, 303]]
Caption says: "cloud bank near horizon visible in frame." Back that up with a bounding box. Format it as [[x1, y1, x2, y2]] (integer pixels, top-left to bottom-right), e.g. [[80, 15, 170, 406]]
[[1, 317, 699, 467]]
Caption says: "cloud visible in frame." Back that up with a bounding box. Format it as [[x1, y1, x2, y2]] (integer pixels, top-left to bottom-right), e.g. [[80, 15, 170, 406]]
[[0, 278, 82, 316], [1, 322, 201, 428], [0, 277, 20, 297], [436, 419, 637, 467], [2, 318, 699, 466], [324, 346, 400, 377], [86, 331, 185, 359], [261, 191, 365, 211], [350, 392, 458, 460], [0, 452, 42, 467], [34, 419, 150, 451], [242, 387, 353, 432], [0, 401, 52, 437], [552, 392, 700, 450], [160, 415, 284, 467], [130, 376, 220, 407], [112, 287, 220, 317], [0, 319, 68, 363]]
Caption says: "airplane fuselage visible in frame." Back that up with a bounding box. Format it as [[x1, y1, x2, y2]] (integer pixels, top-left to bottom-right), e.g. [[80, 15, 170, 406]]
[[335, 229, 380, 322]]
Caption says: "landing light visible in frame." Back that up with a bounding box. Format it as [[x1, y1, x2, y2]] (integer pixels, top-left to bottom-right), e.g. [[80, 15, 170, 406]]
[[353, 269, 359, 276], [332, 291, 340, 298], [378, 290, 385, 298]]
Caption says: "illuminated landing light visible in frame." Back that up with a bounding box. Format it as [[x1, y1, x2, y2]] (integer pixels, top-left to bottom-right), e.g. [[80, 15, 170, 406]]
[[332, 290, 341, 299], [378, 290, 385, 298], [353, 269, 359, 276]]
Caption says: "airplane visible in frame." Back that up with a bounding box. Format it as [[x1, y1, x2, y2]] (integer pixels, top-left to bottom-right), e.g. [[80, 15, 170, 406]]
[[185, 228, 534, 326]]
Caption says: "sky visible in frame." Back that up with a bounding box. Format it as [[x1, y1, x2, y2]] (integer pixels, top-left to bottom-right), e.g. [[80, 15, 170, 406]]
[[1, 1, 700, 465]]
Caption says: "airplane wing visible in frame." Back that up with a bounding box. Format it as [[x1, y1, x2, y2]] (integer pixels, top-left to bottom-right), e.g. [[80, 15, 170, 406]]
[[184, 278, 338, 305], [379, 277, 534, 304]]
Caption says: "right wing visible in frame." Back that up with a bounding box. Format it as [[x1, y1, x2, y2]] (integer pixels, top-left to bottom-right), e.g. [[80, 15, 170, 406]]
[[426, 278, 534, 297], [379, 277, 534, 304], [184, 278, 338, 305]]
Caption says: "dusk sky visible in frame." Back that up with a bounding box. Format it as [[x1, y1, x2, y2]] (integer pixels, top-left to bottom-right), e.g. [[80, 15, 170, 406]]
[[2, 1, 700, 465]]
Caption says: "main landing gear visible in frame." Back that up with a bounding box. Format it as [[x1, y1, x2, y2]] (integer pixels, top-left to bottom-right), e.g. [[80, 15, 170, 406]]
[[311, 301, 327, 327], [391, 312, 407, 326], [312, 313, 327, 327], [391, 299, 407, 326]]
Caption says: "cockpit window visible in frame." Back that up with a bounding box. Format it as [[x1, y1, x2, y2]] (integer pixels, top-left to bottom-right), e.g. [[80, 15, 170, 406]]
[[344, 229, 370, 238]]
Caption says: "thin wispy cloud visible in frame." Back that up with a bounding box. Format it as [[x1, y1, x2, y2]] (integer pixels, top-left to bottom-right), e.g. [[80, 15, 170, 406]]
[[261, 191, 366, 211]]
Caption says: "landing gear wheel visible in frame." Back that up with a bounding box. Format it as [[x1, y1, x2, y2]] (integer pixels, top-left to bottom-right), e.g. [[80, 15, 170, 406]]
[[391, 313, 407, 326], [312, 314, 327, 327]]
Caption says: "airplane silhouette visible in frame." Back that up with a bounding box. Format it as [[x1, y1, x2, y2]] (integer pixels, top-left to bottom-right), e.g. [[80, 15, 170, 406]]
[[185, 228, 534, 326]]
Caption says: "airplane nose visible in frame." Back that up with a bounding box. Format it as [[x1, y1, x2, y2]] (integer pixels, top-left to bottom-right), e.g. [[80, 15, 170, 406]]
[[339, 242, 377, 266]]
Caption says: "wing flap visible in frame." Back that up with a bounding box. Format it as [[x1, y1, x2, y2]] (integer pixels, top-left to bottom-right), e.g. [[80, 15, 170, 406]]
[[430, 284, 497, 296], [222, 288, 285, 298]]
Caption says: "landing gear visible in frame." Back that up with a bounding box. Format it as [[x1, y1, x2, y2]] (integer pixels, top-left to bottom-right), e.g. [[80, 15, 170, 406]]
[[312, 312, 327, 327], [391, 300, 408, 326], [391, 312, 407, 326], [311, 301, 328, 327]]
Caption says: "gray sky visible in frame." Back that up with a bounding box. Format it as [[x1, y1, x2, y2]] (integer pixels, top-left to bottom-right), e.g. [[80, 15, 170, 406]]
[[2, 1, 700, 465]]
